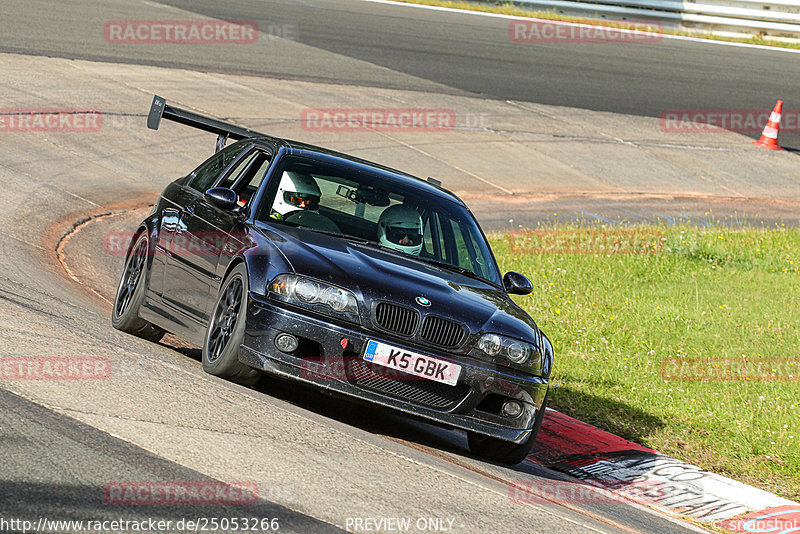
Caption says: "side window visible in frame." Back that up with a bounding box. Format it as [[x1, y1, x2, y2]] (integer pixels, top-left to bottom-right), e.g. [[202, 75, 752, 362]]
[[234, 152, 272, 207], [187, 144, 246, 193], [450, 222, 471, 270], [422, 211, 445, 259], [218, 150, 258, 190], [450, 219, 488, 278]]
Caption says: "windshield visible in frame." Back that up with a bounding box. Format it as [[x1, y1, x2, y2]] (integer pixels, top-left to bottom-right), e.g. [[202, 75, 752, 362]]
[[256, 155, 502, 285]]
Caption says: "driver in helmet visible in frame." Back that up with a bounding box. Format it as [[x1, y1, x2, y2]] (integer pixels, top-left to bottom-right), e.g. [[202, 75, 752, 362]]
[[378, 204, 423, 255], [270, 171, 321, 220]]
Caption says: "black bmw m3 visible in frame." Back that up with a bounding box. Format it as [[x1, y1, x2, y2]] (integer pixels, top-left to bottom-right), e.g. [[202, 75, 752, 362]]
[[113, 96, 554, 464]]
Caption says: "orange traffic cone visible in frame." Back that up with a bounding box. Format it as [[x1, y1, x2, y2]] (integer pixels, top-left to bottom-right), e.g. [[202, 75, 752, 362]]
[[753, 100, 784, 150]]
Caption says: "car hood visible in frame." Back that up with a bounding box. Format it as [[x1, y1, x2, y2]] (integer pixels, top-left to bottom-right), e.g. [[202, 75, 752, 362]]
[[262, 225, 540, 344]]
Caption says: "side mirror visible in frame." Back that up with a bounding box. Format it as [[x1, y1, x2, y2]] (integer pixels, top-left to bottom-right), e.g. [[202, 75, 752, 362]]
[[503, 271, 533, 295], [204, 187, 239, 211]]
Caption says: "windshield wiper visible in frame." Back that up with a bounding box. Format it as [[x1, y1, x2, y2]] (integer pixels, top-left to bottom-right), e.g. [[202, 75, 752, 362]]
[[259, 219, 379, 245], [302, 227, 379, 246], [349, 237, 401, 252], [418, 258, 490, 284]]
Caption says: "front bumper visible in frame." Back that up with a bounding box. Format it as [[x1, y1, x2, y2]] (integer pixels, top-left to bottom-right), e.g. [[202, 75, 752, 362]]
[[239, 293, 548, 443]]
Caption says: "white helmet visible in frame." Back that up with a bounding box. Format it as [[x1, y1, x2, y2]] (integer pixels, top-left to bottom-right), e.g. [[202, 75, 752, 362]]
[[378, 204, 423, 255], [273, 171, 321, 217]]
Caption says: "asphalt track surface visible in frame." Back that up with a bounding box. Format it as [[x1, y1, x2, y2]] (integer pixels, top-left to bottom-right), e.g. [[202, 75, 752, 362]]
[[4, 0, 800, 147], [160, 0, 800, 131], [0, 388, 339, 533], [0, 0, 791, 531]]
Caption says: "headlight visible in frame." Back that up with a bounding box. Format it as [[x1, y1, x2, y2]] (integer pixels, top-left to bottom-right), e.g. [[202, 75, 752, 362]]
[[477, 334, 503, 356], [323, 286, 352, 312], [295, 279, 320, 302], [506, 341, 530, 363], [476, 333, 541, 370], [269, 274, 359, 322]]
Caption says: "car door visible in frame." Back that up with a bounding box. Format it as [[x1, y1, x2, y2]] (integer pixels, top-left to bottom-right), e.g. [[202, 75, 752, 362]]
[[207, 147, 274, 293], [158, 143, 251, 321]]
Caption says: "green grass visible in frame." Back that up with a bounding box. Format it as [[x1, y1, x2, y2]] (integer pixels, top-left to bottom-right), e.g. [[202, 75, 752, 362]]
[[396, 0, 800, 50], [489, 222, 800, 500]]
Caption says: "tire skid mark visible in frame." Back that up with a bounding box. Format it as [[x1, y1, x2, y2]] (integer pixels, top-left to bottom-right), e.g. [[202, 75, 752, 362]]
[[47, 195, 158, 308], [55, 211, 116, 305], [0, 276, 107, 340], [0, 288, 62, 319]]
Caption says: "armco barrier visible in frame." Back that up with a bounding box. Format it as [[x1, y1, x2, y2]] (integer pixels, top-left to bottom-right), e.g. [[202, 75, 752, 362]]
[[512, 0, 800, 40]]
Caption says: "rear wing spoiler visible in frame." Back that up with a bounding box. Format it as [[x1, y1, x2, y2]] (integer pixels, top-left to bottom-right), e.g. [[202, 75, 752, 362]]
[[147, 95, 271, 152]]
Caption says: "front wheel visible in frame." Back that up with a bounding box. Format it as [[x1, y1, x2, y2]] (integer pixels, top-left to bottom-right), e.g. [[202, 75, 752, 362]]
[[468, 391, 548, 465], [202, 263, 260, 386], [111, 232, 165, 343]]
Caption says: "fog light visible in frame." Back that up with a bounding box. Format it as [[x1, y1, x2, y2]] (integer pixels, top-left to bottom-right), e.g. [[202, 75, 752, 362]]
[[501, 399, 523, 418], [275, 333, 299, 353]]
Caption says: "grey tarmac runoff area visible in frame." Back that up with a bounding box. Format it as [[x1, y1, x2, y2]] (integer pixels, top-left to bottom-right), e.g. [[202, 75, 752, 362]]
[[7, 0, 800, 148], [1, 0, 799, 533]]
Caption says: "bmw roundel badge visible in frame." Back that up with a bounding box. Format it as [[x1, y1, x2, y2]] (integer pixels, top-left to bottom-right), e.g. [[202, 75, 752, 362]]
[[416, 296, 431, 307]]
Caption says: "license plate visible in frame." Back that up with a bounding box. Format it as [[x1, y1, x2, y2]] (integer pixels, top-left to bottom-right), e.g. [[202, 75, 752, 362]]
[[363, 340, 461, 386]]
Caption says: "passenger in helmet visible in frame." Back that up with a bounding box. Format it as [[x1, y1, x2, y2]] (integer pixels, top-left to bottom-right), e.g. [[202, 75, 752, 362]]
[[271, 171, 321, 220], [378, 204, 423, 255]]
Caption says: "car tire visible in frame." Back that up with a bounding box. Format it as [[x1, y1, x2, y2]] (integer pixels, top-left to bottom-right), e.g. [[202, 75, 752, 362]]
[[202, 263, 260, 386], [111, 232, 166, 343], [468, 391, 548, 465]]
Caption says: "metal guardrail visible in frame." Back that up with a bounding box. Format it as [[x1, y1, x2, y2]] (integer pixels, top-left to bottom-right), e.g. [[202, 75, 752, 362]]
[[514, 0, 800, 39]]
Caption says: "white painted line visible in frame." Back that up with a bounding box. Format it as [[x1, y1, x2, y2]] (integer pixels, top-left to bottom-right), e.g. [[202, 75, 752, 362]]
[[361, 0, 800, 54], [365, 128, 516, 195]]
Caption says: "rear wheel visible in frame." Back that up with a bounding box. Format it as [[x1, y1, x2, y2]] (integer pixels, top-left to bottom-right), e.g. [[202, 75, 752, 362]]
[[468, 391, 548, 465], [202, 263, 260, 386], [111, 232, 165, 343]]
